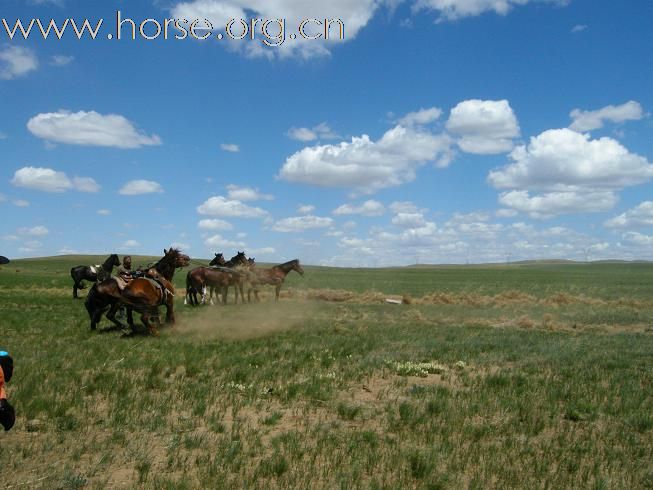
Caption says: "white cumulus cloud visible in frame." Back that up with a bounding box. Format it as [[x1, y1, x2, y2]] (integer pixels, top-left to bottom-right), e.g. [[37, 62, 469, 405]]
[[121, 239, 141, 249], [488, 129, 653, 191], [273, 215, 334, 232], [220, 143, 240, 152], [446, 99, 520, 154], [226, 184, 273, 201], [333, 200, 385, 216], [605, 201, 653, 229], [0, 45, 38, 80], [171, 0, 378, 59], [11, 166, 99, 193], [197, 218, 234, 230], [498, 190, 618, 219], [204, 234, 246, 249], [297, 204, 315, 214], [621, 231, 653, 247], [488, 128, 653, 218], [279, 124, 453, 194], [413, 0, 568, 22], [27, 110, 161, 148], [569, 101, 645, 132], [287, 122, 339, 142], [50, 54, 74, 66], [18, 225, 48, 236], [119, 180, 164, 195], [397, 107, 442, 127], [392, 212, 427, 228], [197, 196, 268, 218]]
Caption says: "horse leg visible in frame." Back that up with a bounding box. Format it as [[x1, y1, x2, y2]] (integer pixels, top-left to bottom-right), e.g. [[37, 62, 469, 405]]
[[165, 300, 174, 324], [127, 307, 135, 329], [72, 276, 83, 299], [90, 308, 103, 330], [138, 312, 151, 335], [106, 302, 126, 330], [275, 285, 281, 301], [222, 286, 228, 305], [209, 286, 215, 306], [146, 311, 161, 336]]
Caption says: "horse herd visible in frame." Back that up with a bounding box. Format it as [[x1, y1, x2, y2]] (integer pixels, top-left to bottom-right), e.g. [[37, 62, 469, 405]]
[[72, 249, 304, 336]]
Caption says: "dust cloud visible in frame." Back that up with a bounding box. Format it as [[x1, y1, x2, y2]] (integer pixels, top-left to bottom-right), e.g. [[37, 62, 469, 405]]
[[175, 295, 325, 341]]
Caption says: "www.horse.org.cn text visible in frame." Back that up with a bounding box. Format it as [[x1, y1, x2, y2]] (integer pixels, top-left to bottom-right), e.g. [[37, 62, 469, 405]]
[[2, 11, 346, 47]]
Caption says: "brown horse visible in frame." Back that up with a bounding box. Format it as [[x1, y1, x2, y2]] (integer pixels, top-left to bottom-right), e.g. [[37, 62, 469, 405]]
[[184, 253, 225, 306], [186, 252, 248, 305], [245, 259, 304, 302], [209, 251, 248, 305], [85, 248, 190, 335]]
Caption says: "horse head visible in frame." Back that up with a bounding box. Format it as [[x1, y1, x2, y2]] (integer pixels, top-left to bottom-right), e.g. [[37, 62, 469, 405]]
[[293, 259, 305, 276], [231, 251, 248, 266], [209, 253, 225, 266], [156, 248, 191, 277], [172, 249, 191, 269]]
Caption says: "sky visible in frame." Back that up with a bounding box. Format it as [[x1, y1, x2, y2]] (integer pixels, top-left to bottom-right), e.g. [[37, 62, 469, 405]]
[[1, 0, 652, 266]]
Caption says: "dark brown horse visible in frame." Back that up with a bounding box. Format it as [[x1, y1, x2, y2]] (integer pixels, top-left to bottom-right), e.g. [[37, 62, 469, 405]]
[[184, 253, 225, 306], [186, 252, 248, 305], [246, 259, 304, 301], [85, 248, 190, 335], [70, 254, 120, 299], [209, 251, 248, 305]]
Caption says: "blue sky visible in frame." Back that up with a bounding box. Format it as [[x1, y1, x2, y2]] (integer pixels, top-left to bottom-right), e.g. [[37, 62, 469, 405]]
[[1, 0, 652, 265]]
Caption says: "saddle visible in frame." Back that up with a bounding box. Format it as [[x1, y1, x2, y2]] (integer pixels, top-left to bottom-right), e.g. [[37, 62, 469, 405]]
[[144, 276, 174, 303]]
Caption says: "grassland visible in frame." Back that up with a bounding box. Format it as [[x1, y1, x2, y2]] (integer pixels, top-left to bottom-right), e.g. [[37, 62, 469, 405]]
[[1, 256, 652, 488]]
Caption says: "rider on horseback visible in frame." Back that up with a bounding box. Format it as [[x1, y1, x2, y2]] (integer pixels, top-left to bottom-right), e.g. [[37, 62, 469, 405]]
[[115, 255, 133, 290], [115, 255, 170, 299]]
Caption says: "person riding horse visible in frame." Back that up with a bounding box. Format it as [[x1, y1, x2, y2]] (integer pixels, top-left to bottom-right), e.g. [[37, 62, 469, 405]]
[[113, 255, 167, 320], [115, 255, 134, 289]]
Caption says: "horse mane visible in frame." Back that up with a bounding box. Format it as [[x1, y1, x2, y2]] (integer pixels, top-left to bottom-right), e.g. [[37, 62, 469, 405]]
[[153, 248, 182, 279]]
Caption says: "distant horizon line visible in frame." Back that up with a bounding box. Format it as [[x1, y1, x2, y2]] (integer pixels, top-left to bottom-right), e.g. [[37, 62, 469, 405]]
[[4, 254, 652, 268]]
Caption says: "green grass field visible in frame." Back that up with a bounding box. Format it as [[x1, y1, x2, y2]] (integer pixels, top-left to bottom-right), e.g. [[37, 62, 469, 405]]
[[1, 256, 653, 488]]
